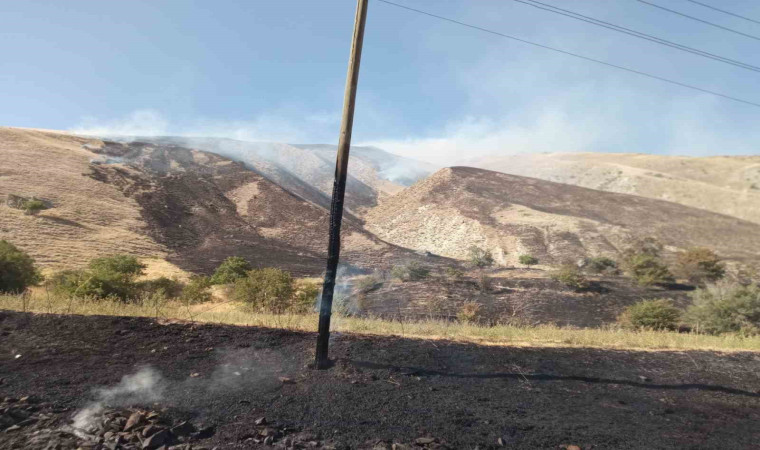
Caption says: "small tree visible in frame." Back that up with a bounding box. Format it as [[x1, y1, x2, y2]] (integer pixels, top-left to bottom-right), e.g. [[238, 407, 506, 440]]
[[210, 256, 252, 285], [518, 255, 538, 265], [686, 282, 760, 335], [551, 264, 590, 290], [618, 299, 681, 330], [89, 255, 146, 278], [180, 275, 212, 304], [623, 253, 674, 286], [675, 247, 725, 286], [23, 199, 46, 216], [468, 246, 494, 268], [233, 268, 294, 313], [0, 240, 41, 293]]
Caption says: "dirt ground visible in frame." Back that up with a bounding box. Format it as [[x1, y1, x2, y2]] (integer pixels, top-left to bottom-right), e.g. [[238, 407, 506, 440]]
[[1, 310, 759, 449]]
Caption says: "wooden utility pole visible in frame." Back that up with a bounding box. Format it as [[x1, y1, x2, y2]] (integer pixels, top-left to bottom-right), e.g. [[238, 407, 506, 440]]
[[315, 0, 369, 369]]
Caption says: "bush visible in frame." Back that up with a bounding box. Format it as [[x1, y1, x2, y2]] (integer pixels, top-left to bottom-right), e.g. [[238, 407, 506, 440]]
[[291, 282, 319, 314], [518, 254, 538, 265], [686, 282, 760, 335], [391, 262, 430, 282], [623, 253, 674, 286], [23, 199, 46, 216], [468, 247, 494, 268], [585, 256, 618, 274], [233, 268, 295, 313], [551, 264, 590, 290], [457, 301, 481, 323], [88, 255, 146, 278], [210, 256, 252, 285], [675, 247, 725, 286], [180, 275, 212, 304], [138, 276, 183, 298], [50, 255, 145, 301], [618, 299, 681, 330], [0, 240, 41, 293]]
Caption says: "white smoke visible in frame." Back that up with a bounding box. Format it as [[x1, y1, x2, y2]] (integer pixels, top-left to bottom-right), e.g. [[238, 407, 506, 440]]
[[72, 367, 165, 432]]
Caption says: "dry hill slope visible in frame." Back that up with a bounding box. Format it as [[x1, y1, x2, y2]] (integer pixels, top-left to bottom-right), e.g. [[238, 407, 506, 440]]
[[466, 152, 760, 224], [365, 167, 760, 266], [0, 128, 431, 275]]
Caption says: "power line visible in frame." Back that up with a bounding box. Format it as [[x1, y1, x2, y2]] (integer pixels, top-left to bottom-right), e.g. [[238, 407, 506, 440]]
[[636, 0, 760, 42], [512, 0, 760, 73], [685, 0, 760, 26], [375, 0, 760, 109]]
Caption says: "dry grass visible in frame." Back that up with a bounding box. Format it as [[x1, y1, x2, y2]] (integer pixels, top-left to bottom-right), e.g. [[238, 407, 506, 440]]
[[2, 292, 759, 352]]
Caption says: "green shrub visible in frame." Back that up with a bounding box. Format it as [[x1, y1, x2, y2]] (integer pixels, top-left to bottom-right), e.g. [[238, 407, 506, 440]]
[[391, 261, 430, 282], [551, 264, 590, 290], [468, 247, 494, 268], [88, 255, 146, 278], [623, 253, 674, 286], [23, 199, 46, 216], [209, 256, 252, 285], [180, 275, 212, 304], [138, 276, 183, 298], [233, 268, 295, 313], [0, 240, 41, 293], [686, 282, 760, 335], [675, 247, 725, 286], [585, 256, 618, 274], [49, 269, 102, 298], [518, 254, 538, 265], [618, 299, 681, 330]]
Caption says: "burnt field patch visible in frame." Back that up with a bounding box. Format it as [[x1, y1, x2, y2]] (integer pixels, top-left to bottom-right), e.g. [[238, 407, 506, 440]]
[[1, 310, 759, 449]]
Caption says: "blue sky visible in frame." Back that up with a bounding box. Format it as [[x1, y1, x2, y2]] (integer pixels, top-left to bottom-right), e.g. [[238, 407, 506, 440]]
[[1, 0, 759, 163]]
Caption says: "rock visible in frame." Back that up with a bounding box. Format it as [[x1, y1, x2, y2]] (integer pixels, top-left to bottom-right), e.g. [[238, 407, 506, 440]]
[[638, 375, 651, 382], [278, 377, 295, 384], [146, 412, 161, 421], [392, 444, 412, 450], [566, 446, 581, 450], [415, 437, 436, 445], [264, 435, 274, 445], [4, 424, 21, 432], [124, 412, 145, 431], [142, 429, 171, 449], [190, 373, 200, 378], [0, 414, 16, 430], [254, 417, 267, 426]]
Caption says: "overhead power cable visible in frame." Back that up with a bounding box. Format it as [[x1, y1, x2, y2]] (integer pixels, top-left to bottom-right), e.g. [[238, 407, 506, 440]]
[[512, 0, 760, 73], [685, 0, 760, 26], [375, 0, 760, 109], [636, 0, 760, 42]]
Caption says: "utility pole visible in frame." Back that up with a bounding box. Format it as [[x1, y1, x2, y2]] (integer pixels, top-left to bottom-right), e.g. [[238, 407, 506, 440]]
[[315, 0, 369, 369]]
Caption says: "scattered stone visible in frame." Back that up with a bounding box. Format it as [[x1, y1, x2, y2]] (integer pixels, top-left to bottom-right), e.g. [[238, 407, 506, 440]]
[[142, 429, 171, 449], [415, 437, 436, 445], [124, 412, 145, 432], [638, 375, 651, 382], [254, 417, 267, 426], [170, 421, 196, 437], [279, 376, 295, 384]]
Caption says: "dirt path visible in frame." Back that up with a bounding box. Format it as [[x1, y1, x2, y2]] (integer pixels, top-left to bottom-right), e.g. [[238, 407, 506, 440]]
[[1, 311, 759, 449]]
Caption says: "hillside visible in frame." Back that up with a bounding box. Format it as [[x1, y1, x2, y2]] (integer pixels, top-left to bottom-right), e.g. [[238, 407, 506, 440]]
[[0, 128, 428, 275], [117, 137, 437, 216], [466, 152, 760, 224], [364, 166, 760, 266]]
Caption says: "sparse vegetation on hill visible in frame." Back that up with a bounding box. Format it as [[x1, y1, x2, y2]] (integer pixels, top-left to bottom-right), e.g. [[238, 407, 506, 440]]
[[180, 275, 212, 304], [22, 199, 46, 216], [551, 264, 590, 290], [584, 256, 618, 275], [391, 261, 430, 282], [0, 240, 41, 293], [468, 247, 494, 268], [687, 282, 760, 335], [675, 247, 725, 286], [210, 256, 252, 285], [519, 254, 538, 265], [618, 299, 681, 331]]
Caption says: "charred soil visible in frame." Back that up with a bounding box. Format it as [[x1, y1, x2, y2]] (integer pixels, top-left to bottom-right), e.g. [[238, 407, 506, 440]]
[[1, 311, 759, 449]]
